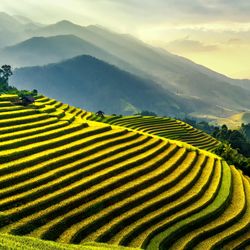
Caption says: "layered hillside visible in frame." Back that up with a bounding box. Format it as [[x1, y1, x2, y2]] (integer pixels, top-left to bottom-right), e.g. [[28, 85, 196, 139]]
[[0, 94, 250, 250], [89, 115, 220, 151], [0, 233, 139, 250]]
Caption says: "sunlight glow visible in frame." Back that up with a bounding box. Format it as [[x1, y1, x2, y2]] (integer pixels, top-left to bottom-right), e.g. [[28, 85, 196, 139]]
[[0, 0, 249, 78]]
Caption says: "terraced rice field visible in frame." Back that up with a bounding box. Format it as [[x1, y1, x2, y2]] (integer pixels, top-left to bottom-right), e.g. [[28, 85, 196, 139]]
[[0, 94, 250, 250], [89, 115, 220, 151], [0, 233, 139, 250]]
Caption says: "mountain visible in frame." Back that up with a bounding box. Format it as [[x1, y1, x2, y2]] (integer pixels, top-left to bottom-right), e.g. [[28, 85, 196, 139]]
[[28, 21, 250, 116], [10, 55, 205, 116], [12, 15, 34, 24], [0, 12, 23, 28], [230, 79, 250, 91], [1, 35, 109, 67], [1, 16, 250, 117], [1, 35, 104, 67], [0, 12, 40, 48], [0, 12, 25, 48], [0, 35, 145, 77]]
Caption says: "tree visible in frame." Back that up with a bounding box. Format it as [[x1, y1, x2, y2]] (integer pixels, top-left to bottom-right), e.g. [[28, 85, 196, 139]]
[[136, 110, 157, 116], [32, 89, 38, 96], [0, 65, 13, 92], [215, 142, 250, 176]]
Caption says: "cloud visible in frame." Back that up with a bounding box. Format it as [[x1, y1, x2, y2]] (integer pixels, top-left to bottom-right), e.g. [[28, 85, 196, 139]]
[[165, 38, 218, 53]]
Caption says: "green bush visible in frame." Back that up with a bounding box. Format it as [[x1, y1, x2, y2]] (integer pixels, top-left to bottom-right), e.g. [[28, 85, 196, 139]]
[[214, 143, 250, 176]]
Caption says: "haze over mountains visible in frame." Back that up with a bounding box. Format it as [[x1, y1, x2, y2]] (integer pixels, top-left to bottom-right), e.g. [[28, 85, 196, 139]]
[[13, 55, 197, 115], [0, 35, 136, 72], [1, 12, 250, 117], [0, 12, 42, 48]]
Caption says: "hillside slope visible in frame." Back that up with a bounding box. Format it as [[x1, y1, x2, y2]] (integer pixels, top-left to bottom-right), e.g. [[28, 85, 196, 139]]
[[0, 233, 139, 250], [89, 115, 220, 151], [0, 35, 141, 77], [11, 55, 206, 116], [0, 94, 250, 249], [0, 35, 112, 67]]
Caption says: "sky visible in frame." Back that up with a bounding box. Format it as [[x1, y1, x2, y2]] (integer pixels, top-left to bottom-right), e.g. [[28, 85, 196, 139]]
[[0, 0, 250, 79]]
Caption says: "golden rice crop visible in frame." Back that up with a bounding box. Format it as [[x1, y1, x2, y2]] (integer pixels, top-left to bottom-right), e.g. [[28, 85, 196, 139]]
[[0, 95, 249, 250], [146, 161, 231, 250], [168, 166, 245, 249]]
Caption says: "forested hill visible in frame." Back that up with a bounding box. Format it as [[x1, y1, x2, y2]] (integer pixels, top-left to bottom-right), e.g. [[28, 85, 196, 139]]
[[11, 55, 207, 116]]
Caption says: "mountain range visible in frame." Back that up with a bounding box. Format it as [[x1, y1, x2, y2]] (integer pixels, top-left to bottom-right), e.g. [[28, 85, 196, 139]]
[[12, 55, 202, 115], [1, 12, 250, 118], [0, 35, 135, 72]]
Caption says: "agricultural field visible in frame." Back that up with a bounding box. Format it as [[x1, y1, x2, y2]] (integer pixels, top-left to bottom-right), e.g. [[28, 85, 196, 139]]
[[0, 95, 250, 249], [89, 115, 220, 152], [0, 233, 140, 250]]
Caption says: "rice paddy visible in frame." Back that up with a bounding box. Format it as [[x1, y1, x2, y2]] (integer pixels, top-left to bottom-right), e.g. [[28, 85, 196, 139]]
[[0, 94, 249, 249]]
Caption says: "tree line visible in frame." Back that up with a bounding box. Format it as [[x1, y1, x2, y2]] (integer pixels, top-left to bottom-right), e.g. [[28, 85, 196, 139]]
[[184, 118, 250, 176]]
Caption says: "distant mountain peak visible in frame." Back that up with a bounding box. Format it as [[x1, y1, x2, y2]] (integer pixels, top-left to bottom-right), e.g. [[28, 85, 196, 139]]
[[0, 12, 25, 31], [3, 34, 89, 52], [0, 12, 20, 23], [55, 20, 82, 28], [57, 20, 74, 25]]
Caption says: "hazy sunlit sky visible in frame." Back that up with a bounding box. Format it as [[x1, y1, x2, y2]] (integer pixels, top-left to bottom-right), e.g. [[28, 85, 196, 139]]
[[1, 0, 250, 79]]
